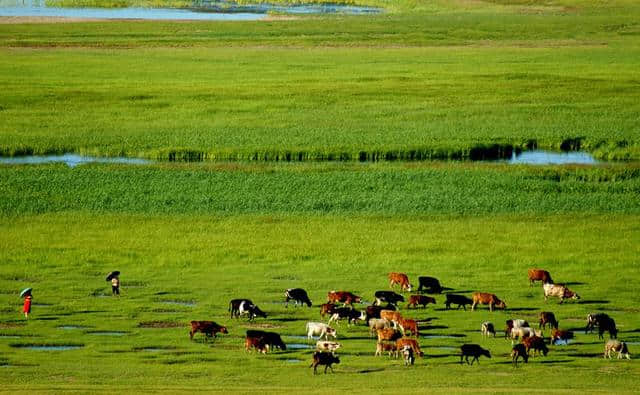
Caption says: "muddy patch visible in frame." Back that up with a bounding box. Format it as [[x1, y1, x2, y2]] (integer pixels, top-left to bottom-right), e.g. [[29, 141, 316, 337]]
[[138, 321, 186, 329], [245, 323, 284, 329]]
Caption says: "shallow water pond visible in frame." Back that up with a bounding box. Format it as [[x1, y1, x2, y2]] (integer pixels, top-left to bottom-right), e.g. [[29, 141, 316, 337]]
[[13, 345, 83, 351], [58, 325, 88, 330], [0, 154, 151, 168], [287, 343, 313, 350], [87, 331, 128, 336], [508, 150, 598, 165]]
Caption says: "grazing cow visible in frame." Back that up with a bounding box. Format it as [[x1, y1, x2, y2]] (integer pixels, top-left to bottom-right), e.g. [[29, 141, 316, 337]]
[[369, 318, 392, 336], [380, 310, 403, 328], [551, 329, 574, 345], [396, 338, 424, 357], [543, 283, 580, 304], [229, 299, 267, 321], [316, 340, 341, 354], [481, 322, 496, 338], [306, 322, 337, 340], [505, 319, 529, 338], [310, 351, 340, 374], [528, 269, 553, 286], [285, 288, 312, 308], [407, 295, 436, 309], [586, 313, 618, 339], [402, 346, 415, 366], [246, 330, 286, 351], [445, 294, 473, 310], [229, 298, 253, 318], [398, 318, 419, 337], [604, 340, 631, 360], [511, 344, 529, 366], [245, 336, 269, 354], [189, 320, 228, 341], [389, 272, 413, 292], [417, 276, 442, 294], [471, 292, 506, 312], [375, 341, 398, 357], [328, 307, 366, 325], [320, 303, 338, 318], [327, 291, 361, 306], [538, 312, 559, 330], [377, 328, 403, 343], [365, 304, 396, 323], [511, 327, 543, 343], [374, 291, 405, 306], [460, 344, 491, 365], [522, 336, 548, 356]]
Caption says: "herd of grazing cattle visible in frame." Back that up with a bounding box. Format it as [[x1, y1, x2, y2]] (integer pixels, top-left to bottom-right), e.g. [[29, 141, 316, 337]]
[[189, 270, 632, 373]]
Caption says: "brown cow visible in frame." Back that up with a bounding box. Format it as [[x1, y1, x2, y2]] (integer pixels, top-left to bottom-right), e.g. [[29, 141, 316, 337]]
[[327, 291, 361, 306], [551, 329, 574, 345], [399, 318, 419, 337], [396, 337, 424, 357], [380, 310, 403, 328], [189, 321, 228, 341], [522, 335, 548, 356], [471, 292, 506, 312], [375, 341, 398, 357], [245, 336, 269, 354], [376, 328, 403, 342], [319, 303, 338, 318], [528, 269, 553, 286], [389, 272, 413, 292], [538, 311, 559, 330], [407, 295, 436, 309]]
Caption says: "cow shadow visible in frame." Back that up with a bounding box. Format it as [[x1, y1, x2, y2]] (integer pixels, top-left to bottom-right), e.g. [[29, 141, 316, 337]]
[[443, 290, 474, 294], [427, 353, 457, 359], [562, 282, 585, 286], [623, 328, 640, 333], [421, 325, 449, 331], [507, 307, 538, 312], [538, 359, 574, 364], [358, 368, 386, 374], [567, 352, 601, 358], [270, 318, 300, 322], [578, 300, 610, 305]]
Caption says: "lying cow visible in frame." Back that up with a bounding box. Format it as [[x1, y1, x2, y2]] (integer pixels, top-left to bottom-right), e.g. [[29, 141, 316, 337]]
[[374, 290, 404, 306], [445, 294, 473, 310], [327, 291, 361, 306], [316, 340, 341, 354], [528, 269, 553, 286], [471, 292, 506, 312], [369, 318, 391, 336], [604, 340, 631, 360], [543, 283, 580, 304], [539, 311, 559, 330], [522, 335, 548, 356], [328, 307, 366, 325], [505, 319, 529, 339], [396, 337, 424, 357], [246, 330, 286, 351], [375, 341, 398, 357], [189, 320, 228, 341], [377, 328, 403, 343], [511, 343, 529, 366], [417, 276, 442, 293], [407, 295, 436, 309], [481, 322, 496, 338], [389, 272, 413, 292], [306, 322, 337, 340], [319, 303, 338, 318], [460, 344, 491, 365], [310, 351, 339, 374], [285, 288, 312, 307]]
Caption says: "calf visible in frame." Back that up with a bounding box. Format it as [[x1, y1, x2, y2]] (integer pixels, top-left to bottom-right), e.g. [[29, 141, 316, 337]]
[[365, 304, 396, 323], [327, 291, 361, 306], [417, 276, 442, 293], [316, 340, 341, 354], [374, 290, 404, 306], [522, 335, 548, 356], [285, 288, 312, 307], [396, 337, 424, 357], [471, 292, 506, 312], [380, 310, 403, 328], [328, 307, 366, 325], [319, 303, 338, 318], [246, 330, 287, 351], [245, 336, 269, 354], [511, 344, 529, 366], [369, 318, 391, 336], [604, 340, 630, 360], [402, 346, 415, 366], [538, 311, 559, 330], [377, 328, 403, 343], [505, 319, 529, 339], [586, 313, 617, 339], [551, 329, 574, 345], [389, 272, 413, 292], [306, 322, 337, 340], [310, 351, 340, 374], [189, 320, 228, 341], [528, 269, 553, 286], [399, 318, 419, 337], [375, 341, 398, 357], [445, 294, 473, 310], [481, 322, 496, 338], [460, 344, 491, 365], [543, 283, 580, 304], [407, 295, 436, 309]]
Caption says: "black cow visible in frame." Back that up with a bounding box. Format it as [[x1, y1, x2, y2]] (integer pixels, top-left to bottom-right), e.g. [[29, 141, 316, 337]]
[[285, 288, 312, 307], [328, 307, 365, 325], [246, 330, 286, 351], [310, 351, 340, 374], [365, 304, 396, 323], [511, 344, 528, 366], [586, 313, 617, 339], [417, 276, 443, 293], [460, 344, 491, 365], [445, 294, 473, 310], [374, 291, 405, 306]]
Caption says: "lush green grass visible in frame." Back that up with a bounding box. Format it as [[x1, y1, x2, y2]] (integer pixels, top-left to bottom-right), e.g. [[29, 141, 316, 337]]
[[0, 213, 639, 392]]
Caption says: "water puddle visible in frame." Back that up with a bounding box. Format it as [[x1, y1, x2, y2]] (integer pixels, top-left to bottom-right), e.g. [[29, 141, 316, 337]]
[[13, 345, 83, 351], [160, 300, 196, 307], [58, 325, 88, 330], [430, 346, 457, 351], [285, 359, 302, 363], [287, 343, 313, 350], [552, 339, 572, 345], [508, 150, 598, 165], [0, 335, 21, 339], [0, 154, 151, 168], [87, 331, 127, 336], [285, 335, 309, 340], [196, 0, 381, 15]]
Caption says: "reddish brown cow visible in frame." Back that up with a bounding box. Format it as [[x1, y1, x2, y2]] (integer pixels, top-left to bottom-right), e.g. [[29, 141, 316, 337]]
[[528, 269, 553, 286], [551, 329, 574, 344], [380, 310, 403, 327], [407, 295, 436, 309], [376, 328, 403, 342], [399, 318, 419, 337], [522, 335, 548, 356], [245, 336, 269, 353], [389, 272, 413, 292], [327, 291, 361, 306], [471, 292, 506, 312], [319, 303, 338, 318], [189, 321, 228, 341], [396, 338, 424, 357]]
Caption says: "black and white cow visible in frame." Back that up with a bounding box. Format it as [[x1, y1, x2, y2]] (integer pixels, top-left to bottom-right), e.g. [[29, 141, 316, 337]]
[[285, 288, 312, 307], [374, 291, 405, 306], [328, 307, 366, 325], [229, 299, 267, 321]]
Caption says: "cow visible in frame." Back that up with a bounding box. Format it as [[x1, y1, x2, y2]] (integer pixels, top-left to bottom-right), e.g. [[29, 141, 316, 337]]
[[189, 320, 228, 341], [538, 312, 559, 330], [245, 336, 269, 354], [471, 292, 506, 312], [543, 283, 580, 303], [328, 307, 366, 325], [528, 269, 553, 286], [246, 330, 286, 351], [586, 313, 617, 339], [396, 337, 424, 357], [398, 318, 419, 337], [389, 272, 413, 292], [306, 322, 337, 340], [316, 340, 341, 354], [374, 291, 404, 306], [377, 328, 403, 343], [522, 335, 548, 356], [407, 295, 436, 309], [375, 341, 398, 357], [604, 340, 630, 360], [511, 343, 528, 366], [481, 322, 496, 338], [320, 303, 338, 318], [505, 319, 529, 339], [369, 318, 392, 336], [402, 345, 415, 366], [551, 329, 574, 345], [229, 298, 253, 318], [380, 310, 403, 328], [460, 344, 491, 365], [511, 327, 543, 343], [229, 299, 267, 321], [327, 291, 361, 306], [310, 352, 340, 374], [365, 304, 396, 323], [445, 294, 473, 310], [586, 313, 608, 334], [417, 276, 442, 294], [285, 288, 312, 307]]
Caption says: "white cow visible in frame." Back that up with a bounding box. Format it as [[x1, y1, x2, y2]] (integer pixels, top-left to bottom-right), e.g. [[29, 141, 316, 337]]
[[511, 327, 543, 343], [605, 340, 631, 360], [369, 318, 391, 336], [543, 283, 580, 303], [316, 340, 341, 353], [306, 322, 337, 340]]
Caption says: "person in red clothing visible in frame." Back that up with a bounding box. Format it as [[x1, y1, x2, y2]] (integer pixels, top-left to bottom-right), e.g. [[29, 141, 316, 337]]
[[22, 290, 32, 319]]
